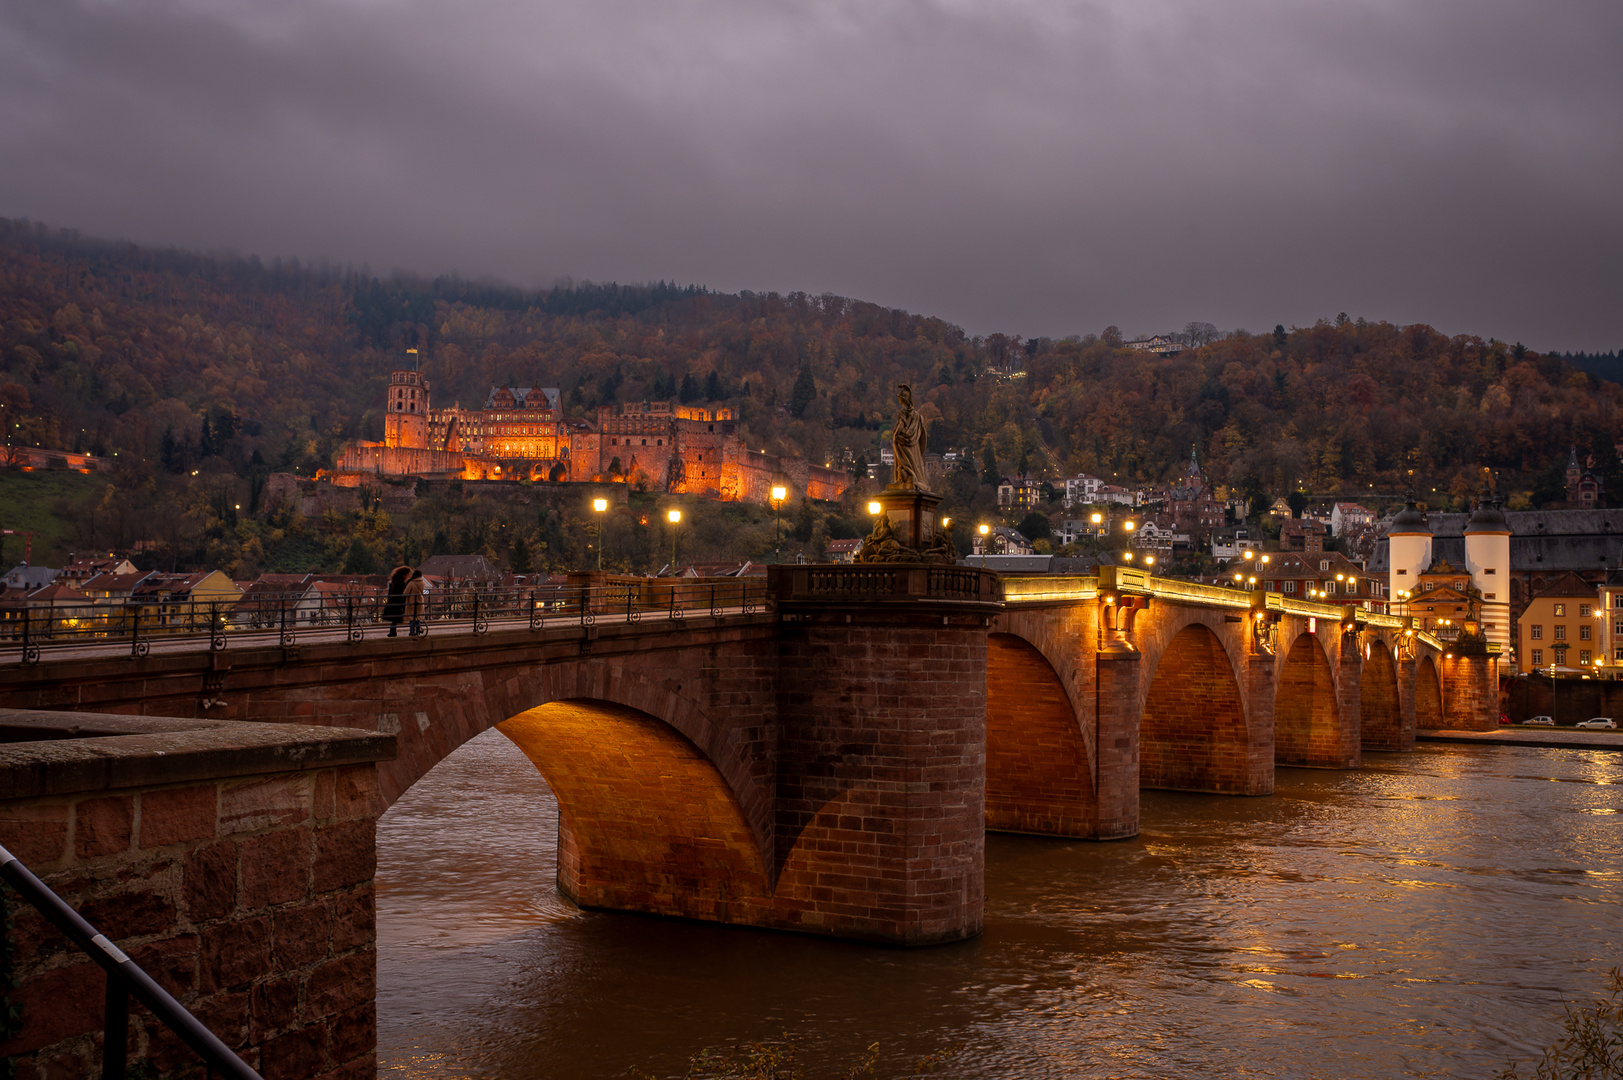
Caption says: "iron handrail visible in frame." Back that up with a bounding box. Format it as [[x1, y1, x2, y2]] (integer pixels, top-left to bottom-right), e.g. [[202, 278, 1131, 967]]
[[2, 579, 771, 664], [0, 843, 262, 1080]]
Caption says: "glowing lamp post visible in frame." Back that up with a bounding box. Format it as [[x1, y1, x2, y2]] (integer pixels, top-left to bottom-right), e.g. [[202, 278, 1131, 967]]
[[771, 484, 788, 562], [667, 508, 682, 570], [979, 523, 990, 568], [592, 497, 608, 570]]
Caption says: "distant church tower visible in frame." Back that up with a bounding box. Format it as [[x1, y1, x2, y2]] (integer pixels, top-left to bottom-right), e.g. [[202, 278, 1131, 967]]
[[383, 350, 430, 450]]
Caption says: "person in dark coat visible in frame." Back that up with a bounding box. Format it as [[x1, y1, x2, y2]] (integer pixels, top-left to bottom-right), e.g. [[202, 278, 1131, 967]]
[[402, 569, 427, 637], [383, 565, 411, 636]]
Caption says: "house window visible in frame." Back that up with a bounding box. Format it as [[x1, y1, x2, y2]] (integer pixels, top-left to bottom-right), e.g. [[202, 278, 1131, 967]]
[[1283, 581, 1296, 593], [1581, 625, 1592, 641], [1532, 649, 1544, 665], [1614, 621, 1623, 636], [1554, 625, 1567, 640], [1555, 603, 1566, 616], [1320, 561, 1330, 571], [1532, 625, 1543, 640], [1615, 647, 1623, 661], [1581, 650, 1592, 664], [1581, 604, 1594, 618], [1324, 581, 1336, 595]]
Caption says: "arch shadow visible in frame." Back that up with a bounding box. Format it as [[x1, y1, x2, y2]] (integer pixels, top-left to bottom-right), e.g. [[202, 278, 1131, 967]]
[[1360, 639, 1405, 750], [1415, 653, 1444, 729], [985, 632, 1096, 836], [1140, 623, 1260, 794], [1275, 631, 1348, 768]]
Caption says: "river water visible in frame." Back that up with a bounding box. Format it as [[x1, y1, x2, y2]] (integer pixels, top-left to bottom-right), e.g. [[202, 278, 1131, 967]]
[[376, 730, 1622, 1079]]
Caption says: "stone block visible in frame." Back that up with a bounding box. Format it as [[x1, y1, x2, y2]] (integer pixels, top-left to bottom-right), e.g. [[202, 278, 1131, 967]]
[[73, 795, 133, 858], [129, 934, 200, 1000], [219, 775, 310, 835], [139, 785, 218, 848], [330, 886, 374, 954], [273, 899, 332, 968], [260, 1023, 331, 1080], [304, 951, 375, 1021], [312, 820, 374, 892], [0, 801, 69, 866], [251, 975, 301, 1043], [192, 986, 252, 1047], [82, 884, 177, 941], [0, 961, 99, 1055], [200, 915, 272, 993], [329, 1002, 375, 1064], [183, 840, 239, 923], [240, 828, 312, 909]]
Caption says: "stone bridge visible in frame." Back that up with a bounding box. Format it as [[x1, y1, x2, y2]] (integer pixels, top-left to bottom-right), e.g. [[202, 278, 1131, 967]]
[[0, 564, 1499, 1075], [0, 564, 1494, 950]]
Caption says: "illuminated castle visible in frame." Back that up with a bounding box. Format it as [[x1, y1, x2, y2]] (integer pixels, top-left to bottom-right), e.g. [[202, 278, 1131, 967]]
[[335, 361, 849, 504]]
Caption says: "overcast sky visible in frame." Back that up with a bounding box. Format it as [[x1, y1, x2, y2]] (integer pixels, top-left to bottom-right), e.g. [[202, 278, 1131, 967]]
[[2, 0, 1619, 351]]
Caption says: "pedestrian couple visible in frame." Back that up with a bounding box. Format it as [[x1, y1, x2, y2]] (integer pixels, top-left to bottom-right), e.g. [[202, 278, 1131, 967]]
[[384, 565, 426, 637]]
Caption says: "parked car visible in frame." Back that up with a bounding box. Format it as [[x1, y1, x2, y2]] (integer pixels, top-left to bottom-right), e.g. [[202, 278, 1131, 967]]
[[1525, 715, 1555, 726], [1500, 713, 1511, 725], [1576, 717, 1617, 730]]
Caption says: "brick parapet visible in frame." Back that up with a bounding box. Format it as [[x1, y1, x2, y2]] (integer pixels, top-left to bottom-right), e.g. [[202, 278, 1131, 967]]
[[0, 712, 392, 1079]]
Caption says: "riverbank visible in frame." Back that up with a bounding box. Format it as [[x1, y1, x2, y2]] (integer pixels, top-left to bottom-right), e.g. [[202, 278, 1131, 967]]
[[1417, 727, 1623, 751]]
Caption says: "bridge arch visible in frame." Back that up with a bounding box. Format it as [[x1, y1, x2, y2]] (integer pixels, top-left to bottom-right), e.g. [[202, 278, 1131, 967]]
[[985, 632, 1096, 835], [1415, 653, 1444, 729], [1360, 638, 1404, 750], [498, 699, 773, 924], [374, 659, 777, 891], [1274, 631, 1345, 767], [1139, 622, 1258, 794]]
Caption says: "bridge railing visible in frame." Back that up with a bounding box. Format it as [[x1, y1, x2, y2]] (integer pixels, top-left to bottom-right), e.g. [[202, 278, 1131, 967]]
[[1, 579, 770, 664]]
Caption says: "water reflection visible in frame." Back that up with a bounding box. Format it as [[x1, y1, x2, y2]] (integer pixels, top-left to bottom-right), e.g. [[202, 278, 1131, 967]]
[[377, 732, 1622, 1079]]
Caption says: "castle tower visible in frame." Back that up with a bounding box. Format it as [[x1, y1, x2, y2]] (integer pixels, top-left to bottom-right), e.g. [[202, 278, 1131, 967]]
[[1387, 493, 1432, 617], [1463, 489, 1512, 663], [383, 363, 430, 450]]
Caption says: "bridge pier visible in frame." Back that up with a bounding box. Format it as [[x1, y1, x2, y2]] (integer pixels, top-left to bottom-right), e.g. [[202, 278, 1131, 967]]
[[1439, 647, 1499, 731], [1095, 650, 1142, 838], [771, 566, 1001, 945]]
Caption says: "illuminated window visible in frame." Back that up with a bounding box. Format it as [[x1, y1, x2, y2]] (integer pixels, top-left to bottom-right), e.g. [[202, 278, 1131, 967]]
[[1532, 625, 1543, 639], [1555, 603, 1566, 616], [1532, 649, 1544, 665], [1581, 650, 1592, 664]]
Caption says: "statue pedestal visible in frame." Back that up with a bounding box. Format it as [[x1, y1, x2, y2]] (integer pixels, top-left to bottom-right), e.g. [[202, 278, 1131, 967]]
[[877, 485, 943, 550]]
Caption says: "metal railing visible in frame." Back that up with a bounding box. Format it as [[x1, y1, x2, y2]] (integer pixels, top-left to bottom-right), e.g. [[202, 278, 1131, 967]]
[[0, 843, 262, 1080], [1, 579, 769, 665]]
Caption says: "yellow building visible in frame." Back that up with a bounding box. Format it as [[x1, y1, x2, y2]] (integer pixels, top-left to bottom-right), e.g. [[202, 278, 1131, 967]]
[[1517, 571, 1599, 673]]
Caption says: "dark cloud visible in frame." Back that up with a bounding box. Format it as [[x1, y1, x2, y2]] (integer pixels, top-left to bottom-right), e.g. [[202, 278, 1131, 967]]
[[2, 0, 1619, 349]]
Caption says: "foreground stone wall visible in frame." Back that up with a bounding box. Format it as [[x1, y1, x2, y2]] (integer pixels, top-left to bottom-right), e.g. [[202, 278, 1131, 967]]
[[0, 711, 393, 1080]]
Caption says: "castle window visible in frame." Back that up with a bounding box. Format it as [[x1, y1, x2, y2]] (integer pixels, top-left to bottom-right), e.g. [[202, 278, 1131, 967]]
[[1396, 569, 1407, 575], [1484, 567, 1496, 574]]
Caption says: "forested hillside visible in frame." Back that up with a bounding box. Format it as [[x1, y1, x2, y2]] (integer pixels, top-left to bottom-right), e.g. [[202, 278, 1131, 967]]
[[0, 218, 1619, 571]]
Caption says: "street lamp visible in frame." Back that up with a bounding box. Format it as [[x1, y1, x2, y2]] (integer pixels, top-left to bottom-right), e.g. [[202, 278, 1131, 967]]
[[868, 500, 883, 515], [1144, 555, 1155, 567], [979, 523, 990, 568], [667, 508, 682, 570], [771, 484, 787, 562], [592, 497, 608, 570]]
